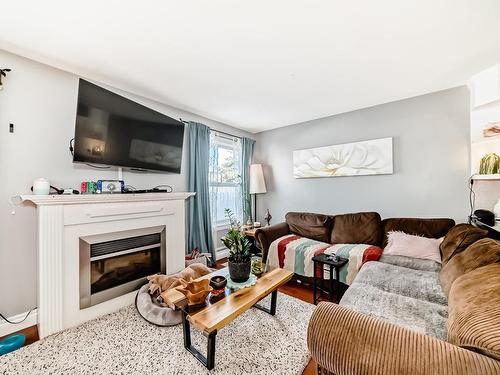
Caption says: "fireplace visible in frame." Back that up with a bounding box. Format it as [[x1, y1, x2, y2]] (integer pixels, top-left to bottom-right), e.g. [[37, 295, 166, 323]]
[[19, 192, 192, 338], [79, 226, 166, 309]]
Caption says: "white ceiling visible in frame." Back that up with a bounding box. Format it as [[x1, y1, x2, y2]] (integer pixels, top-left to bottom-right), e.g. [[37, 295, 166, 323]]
[[1, 1, 500, 133]]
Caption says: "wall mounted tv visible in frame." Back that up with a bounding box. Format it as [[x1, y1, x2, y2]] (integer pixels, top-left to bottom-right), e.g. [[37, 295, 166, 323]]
[[73, 79, 185, 173]]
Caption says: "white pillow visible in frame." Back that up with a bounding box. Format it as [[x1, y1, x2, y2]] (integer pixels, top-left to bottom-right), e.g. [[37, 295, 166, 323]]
[[384, 231, 443, 264]]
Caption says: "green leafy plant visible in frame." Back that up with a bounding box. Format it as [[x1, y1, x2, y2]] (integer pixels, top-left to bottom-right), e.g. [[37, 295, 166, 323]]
[[222, 208, 251, 263]]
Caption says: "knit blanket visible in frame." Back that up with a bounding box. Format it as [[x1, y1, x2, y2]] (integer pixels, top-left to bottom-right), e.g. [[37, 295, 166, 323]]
[[266, 234, 383, 285]]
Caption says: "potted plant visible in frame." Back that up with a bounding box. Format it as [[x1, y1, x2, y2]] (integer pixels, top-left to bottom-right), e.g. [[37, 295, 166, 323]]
[[222, 208, 252, 282]]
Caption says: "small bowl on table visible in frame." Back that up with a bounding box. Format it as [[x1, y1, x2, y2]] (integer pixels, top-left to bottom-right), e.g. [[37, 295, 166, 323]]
[[209, 275, 227, 296]]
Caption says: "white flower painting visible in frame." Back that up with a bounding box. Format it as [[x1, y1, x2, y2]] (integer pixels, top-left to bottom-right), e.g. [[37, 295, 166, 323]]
[[293, 137, 393, 178]]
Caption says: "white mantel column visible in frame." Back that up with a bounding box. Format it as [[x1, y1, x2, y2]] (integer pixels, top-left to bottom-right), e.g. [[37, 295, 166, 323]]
[[37, 205, 64, 337]]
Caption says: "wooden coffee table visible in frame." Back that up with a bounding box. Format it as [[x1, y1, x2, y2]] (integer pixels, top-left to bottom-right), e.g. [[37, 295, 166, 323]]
[[163, 267, 293, 370]]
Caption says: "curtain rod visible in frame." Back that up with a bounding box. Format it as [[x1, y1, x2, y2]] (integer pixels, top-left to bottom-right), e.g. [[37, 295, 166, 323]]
[[179, 118, 242, 140]]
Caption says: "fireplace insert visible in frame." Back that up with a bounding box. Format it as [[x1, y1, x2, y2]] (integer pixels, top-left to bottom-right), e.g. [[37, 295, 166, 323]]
[[79, 226, 166, 308]]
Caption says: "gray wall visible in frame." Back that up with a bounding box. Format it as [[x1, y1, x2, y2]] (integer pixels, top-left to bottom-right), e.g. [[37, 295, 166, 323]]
[[253, 87, 470, 224], [0, 50, 253, 317]]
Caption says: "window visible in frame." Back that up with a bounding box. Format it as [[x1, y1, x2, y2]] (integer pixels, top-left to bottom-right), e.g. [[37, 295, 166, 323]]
[[209, 132, 243, 227]]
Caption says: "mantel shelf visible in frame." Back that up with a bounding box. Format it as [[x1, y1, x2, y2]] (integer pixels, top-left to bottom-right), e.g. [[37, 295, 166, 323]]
[[17, 192, 195, 206]]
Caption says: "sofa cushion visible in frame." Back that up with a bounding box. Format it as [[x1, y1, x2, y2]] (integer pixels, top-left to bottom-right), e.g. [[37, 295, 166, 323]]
[[330, 212, 381, 245], [448, 263, 500, 360], [354, 261, 447, 306], [439, 224, 489, 264], [381, 218, 455, 247], [379, 254, 441, 272], [440, 238, 500, 296], [285, 212, 332, 243], [340, 282, 448, 340]]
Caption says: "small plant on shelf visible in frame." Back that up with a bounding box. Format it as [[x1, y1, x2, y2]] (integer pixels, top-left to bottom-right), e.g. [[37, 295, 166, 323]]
[[222, 208, 252, 282]]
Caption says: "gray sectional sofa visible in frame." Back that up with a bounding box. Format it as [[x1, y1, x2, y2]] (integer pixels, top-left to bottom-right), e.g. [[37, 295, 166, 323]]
[[340, 254, 448, 340]]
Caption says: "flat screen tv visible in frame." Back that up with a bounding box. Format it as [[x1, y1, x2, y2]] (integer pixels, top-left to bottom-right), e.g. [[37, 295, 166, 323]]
[[73, 79, 185, 173]]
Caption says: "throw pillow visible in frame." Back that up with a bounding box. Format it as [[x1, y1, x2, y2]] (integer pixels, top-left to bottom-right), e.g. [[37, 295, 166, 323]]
[[448, 263, 500, 360], [383, 231, 442, 263], [439, 224, 489, 264], [381, 218, 455, 247], [440, 238, 500, 295]]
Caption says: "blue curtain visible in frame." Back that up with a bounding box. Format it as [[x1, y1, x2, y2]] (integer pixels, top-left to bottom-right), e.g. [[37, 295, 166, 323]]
[[187, 122, 215, 262], [241, 137, 255, 224]]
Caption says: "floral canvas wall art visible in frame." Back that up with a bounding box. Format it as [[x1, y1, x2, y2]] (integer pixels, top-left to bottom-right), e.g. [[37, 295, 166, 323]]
[[293, 137, 393, 178]]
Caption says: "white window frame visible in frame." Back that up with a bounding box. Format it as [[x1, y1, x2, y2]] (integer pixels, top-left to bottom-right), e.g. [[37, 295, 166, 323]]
[[208, 132, 243, 258]]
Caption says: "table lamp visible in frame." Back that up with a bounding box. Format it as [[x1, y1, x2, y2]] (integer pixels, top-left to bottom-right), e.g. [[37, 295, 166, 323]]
[[249, 164, 267, 223]]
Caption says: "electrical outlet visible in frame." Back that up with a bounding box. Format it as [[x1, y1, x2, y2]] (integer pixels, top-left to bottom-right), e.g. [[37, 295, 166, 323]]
[[9, 123, 14, 133]]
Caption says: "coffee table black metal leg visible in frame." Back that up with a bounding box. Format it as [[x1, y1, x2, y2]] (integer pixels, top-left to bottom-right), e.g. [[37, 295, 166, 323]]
[[182, 309, 192, 348], [254, 289, 278, 316], [206, 331, 216, 370], [181, 309, 217, 370]]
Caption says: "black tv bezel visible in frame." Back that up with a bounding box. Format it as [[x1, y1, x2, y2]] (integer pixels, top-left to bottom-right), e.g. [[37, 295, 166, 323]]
[[72, 79, 185, 173]]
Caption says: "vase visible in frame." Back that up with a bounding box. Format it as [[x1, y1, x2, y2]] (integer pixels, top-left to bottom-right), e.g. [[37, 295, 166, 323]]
[[228, 258, 251, 283]]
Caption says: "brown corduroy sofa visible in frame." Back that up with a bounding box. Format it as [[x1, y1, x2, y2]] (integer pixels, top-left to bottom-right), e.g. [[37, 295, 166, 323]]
[[256, 212, 500, 374]]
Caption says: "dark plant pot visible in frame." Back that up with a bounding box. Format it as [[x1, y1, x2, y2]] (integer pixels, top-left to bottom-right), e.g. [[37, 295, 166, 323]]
[[228, 258, 251, 283]]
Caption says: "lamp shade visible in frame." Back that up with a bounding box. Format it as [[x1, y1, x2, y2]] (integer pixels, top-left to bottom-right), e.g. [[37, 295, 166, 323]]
[[249, 164, 267, 194]]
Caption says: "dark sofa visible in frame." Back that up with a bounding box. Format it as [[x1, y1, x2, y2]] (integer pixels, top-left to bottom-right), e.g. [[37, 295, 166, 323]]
[[255, 211, 455, 263]]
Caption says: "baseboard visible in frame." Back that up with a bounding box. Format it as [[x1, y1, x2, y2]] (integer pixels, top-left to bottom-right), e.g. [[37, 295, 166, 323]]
[[0, 309, 38, 338]]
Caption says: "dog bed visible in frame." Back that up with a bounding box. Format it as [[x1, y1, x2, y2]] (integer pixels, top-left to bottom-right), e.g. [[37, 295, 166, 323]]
[[135, 284, 182, 327]]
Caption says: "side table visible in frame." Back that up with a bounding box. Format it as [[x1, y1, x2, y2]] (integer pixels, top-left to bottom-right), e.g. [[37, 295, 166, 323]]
[[312, 253, 348, 304], [243, 228, 263, 256]]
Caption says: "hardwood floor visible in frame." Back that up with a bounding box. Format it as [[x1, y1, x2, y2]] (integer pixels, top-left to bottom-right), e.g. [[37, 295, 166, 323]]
[[3, 261, 324, 375], [0, 324, 39, 346]]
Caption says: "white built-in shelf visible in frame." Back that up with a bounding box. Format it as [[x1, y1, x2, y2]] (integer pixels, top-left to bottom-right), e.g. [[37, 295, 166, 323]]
[[471, 136, 500, 145], [471, 174, 500, 180], [472, 98, 500, 111]]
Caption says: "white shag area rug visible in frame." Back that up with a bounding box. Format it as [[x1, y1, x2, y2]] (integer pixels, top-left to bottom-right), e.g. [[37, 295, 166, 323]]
[[0, 292, 314, 375]]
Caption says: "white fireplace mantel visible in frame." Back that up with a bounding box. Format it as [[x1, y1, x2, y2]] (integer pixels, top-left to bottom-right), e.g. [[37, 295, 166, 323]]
[[20, 192, 194, 338], [19, 192, 194, 205]]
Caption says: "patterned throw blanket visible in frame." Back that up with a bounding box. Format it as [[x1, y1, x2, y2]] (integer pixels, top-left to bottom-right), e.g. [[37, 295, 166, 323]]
[[266, 234, 383, 285]]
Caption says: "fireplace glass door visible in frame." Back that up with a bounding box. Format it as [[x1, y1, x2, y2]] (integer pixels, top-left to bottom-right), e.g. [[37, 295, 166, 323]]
[[80, 226, 166, 309], [91, 247, 161, 294]]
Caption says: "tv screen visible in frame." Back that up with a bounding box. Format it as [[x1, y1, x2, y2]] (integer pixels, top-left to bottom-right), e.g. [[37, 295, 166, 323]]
[[73, 79, 185, 173]]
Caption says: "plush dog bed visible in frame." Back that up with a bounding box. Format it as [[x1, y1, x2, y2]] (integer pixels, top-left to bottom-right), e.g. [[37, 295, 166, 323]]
[[135, 284, 182, 327]]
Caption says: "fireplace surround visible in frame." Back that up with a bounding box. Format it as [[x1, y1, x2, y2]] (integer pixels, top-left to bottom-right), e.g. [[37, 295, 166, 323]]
[[19, 192, 194, 338]]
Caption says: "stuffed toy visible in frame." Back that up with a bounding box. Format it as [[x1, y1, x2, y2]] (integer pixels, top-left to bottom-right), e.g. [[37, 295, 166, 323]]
[[147, 263, 211, 296]]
